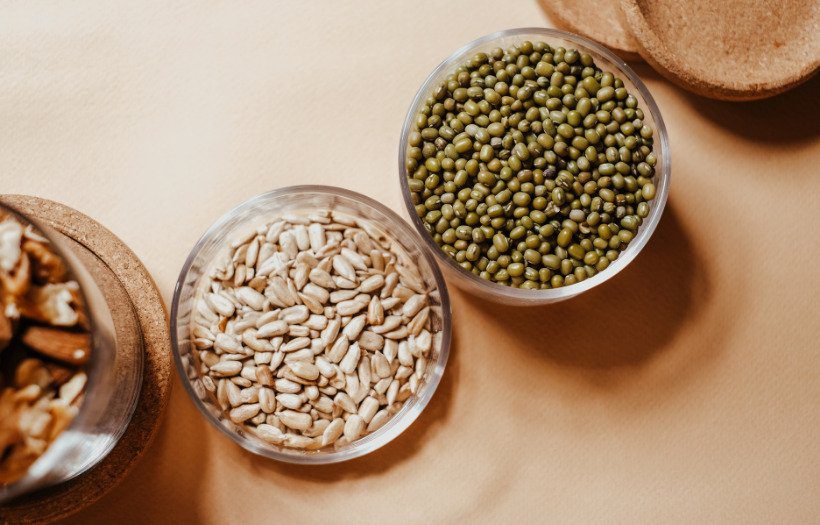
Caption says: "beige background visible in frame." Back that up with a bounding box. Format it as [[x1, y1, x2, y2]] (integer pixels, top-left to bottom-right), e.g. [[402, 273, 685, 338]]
[[2, 1, 819, 523]]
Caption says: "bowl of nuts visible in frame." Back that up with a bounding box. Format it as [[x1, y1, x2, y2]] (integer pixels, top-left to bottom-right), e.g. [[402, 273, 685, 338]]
[[171, 186, 451, 464], [0, 204, 142, 502], [400, 28, 670, 304]]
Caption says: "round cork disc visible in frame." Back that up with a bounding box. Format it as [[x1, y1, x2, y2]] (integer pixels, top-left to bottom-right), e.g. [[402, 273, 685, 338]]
[[539, 0, 642, 61], [620, 0, 819, 100], [0, 195, 171, 524]]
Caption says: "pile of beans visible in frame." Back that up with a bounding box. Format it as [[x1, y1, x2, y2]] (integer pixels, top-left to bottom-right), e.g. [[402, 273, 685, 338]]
[[405, 40, 658, 289]]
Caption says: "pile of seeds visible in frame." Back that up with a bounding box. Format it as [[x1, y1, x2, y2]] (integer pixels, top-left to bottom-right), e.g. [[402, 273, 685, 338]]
[[0, 212, 90, 484], [406, 40, 659, 289], [191, 211, 441, 450]]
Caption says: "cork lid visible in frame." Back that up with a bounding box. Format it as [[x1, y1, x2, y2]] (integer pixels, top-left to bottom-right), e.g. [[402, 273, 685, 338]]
[[540, 0, 642, 61], [620, 0, 819, 100]]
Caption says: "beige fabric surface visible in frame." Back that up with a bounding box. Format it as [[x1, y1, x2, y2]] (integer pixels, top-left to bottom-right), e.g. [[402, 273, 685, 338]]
[[1, 1, 818, 523]]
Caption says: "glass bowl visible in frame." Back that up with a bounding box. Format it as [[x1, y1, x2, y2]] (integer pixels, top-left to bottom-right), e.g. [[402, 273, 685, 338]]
[[171, 186, 452, 464], [0, 203, 142, 503], [398, 27, 671, 305]]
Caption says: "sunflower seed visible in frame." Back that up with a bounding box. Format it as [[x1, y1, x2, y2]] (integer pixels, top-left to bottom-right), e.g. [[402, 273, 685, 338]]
[[308, 267, 335, 289], [342, 314, 367, 340], [256, 320, 288, 338], [359, 274, 384, 294], [210, 360, 243, 376], [255, 365, 274, 386], [266, 221, 286, 243], [336, 299, 366, 316], [256, 424, 285, 444], [358, 331, 384, 351], [381, 272, 399, 298], [307, 223, 326, 251], [245, 239, 260, 268], [333, 392, 357, 413], [332, 255, 357, 281], [288, 325, 310, 337], [327, 336, 349, 363], [380, 297, 401, 311], [274, 378, 301, 394], [343, 415, 365, 441], [281, 337, 310, 353], [372, 352, 391, 378], [194, 213, 442, 451], [281, 305, 309, 324], [214, 333, 244, 354], [267, 276, 294, 307], [278, 410, 312, 431], [339, 342, 361, 374], [276, 393, 303, 410], [358, 396, 379, 424], [289, 362, 320, 381], [259, 387, 276, 413], [299, 292, 325, 315], [407, 307, 430, 336], [312, 395, 334, 414], [367, 409, 390, 432], [236, 287, 266, 311], [292, 225, 310, 251], [283, 348, 314, 363], [284, 433, 314, 449], [322, 418, 344, 445], [370, 315, 401, 334], [206, 293, 235, 317], [305, 418, 330, 438], [230, 403, 260, 423]]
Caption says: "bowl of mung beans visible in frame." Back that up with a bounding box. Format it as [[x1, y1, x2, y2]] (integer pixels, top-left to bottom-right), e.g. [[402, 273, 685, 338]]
[[171, 186, 451, 464], [400, 28, 670, 304]]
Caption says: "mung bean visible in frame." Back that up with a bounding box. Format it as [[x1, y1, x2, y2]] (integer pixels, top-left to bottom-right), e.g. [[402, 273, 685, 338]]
[[406, 40, 659, 289]]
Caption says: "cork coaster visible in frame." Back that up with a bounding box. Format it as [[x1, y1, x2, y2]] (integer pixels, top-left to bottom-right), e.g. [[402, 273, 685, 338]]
[[539, 0, 642, 61], [0, 195, 172, 524], [620, 0, 819, 100]]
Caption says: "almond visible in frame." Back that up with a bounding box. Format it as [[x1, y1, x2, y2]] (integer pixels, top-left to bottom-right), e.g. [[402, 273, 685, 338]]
[[21, 326, 90, 366]]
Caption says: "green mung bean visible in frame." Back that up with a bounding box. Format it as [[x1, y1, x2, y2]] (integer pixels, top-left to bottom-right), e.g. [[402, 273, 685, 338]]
[[406, 40, 659, 289]]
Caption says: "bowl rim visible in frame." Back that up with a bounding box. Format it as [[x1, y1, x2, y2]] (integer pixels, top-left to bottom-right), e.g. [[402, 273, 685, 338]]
[[170, 185, 452, 464], [398, 27, 671, 303]]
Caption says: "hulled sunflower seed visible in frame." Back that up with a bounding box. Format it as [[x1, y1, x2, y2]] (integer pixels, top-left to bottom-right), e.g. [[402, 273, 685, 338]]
[[342, 314, 367, 340], [308, 267, 335, 289], [278, 410, 313, 431], [339, 342, 361, 374], [256, 424, 285, 444], [343, 415, 365, 441], [230, 403, 260, 423], [289, 361, 320, 381], [256, 320, 288, 338], [236, 287, 266, 310], [322, 418, 344, 445], [367, 409, 390, 432], [206, 293, 235, 317], [192, 211, 442, 451], [210, 360, 243, 377]]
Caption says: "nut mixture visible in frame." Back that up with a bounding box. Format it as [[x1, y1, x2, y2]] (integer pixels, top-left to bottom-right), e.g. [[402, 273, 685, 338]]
[[0, 212, 90, 484], [191, 211, 441, 450]]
